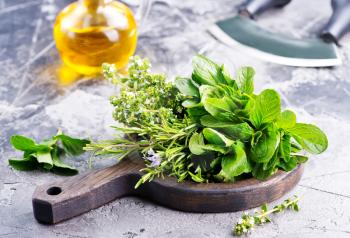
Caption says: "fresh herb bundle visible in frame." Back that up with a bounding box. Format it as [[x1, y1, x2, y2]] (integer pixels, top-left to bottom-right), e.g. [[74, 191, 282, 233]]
[[87, 55, 328, 187], [9, 130, 89, 175]]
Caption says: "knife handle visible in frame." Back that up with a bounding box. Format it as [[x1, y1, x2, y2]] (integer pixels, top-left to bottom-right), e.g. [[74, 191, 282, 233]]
[[321, 0, 350, 44], [239, 0, 292, 19], [32, 159, 144, 224]]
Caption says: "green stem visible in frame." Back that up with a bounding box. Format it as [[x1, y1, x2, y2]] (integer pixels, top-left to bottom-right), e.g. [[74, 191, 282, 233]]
[[256, 196, 299, 219]]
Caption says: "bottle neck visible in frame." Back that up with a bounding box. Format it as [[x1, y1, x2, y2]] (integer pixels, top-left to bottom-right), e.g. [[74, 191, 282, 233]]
[[79, 0, 113, 10]]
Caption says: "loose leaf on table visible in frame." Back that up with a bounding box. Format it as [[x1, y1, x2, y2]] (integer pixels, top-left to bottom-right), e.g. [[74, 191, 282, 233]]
[[220, 142, 251, 181], [55, 133, 90, 156], [175, 77, 200, 97], [287, 123, 328, 154], [8, 156, 38, 171], [236, 66, 254, 94], [276, 110, 296, 129], [51, 148, 78, 175], [8, 131, 88, 175], [36, 150, 53, 170], [10, 135, 48, 152], [250, 125, 279, 163], [249, 89, 281, 128], [192, 55, 226, 86]]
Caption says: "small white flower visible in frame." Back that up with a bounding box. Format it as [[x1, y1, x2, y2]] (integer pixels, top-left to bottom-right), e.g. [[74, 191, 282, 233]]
[[237, 218, 243, 224], [144, 149, 161, 167]]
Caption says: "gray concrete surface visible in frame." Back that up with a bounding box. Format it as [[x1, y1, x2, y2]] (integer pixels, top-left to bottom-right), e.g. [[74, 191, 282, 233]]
[[1, 0, 350, 237]]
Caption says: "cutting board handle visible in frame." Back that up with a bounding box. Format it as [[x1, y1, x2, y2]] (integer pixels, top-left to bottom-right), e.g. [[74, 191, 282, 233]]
[[32, 159, 144, 224], [239, 0, 292, 18], [321, 0, 350, 44]]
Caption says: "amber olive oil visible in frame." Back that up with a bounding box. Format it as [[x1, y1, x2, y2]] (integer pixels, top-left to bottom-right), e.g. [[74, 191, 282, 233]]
[[54, 0, 137, 75]]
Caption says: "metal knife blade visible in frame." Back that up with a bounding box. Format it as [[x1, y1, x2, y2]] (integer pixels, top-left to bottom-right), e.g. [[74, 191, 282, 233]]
[[208, 15, 341, 67]]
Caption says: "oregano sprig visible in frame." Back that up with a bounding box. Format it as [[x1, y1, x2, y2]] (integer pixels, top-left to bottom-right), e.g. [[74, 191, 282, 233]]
[[233, 195, 300, 236]]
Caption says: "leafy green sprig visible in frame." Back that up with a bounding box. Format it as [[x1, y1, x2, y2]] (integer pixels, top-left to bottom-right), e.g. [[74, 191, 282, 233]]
[[233, 196, 300, 236], [102, 56, 184, 127], [175, 55, 328, 182], [9, 130, 89, 175]]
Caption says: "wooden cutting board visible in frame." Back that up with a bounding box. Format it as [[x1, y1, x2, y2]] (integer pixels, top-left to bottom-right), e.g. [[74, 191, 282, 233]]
[[32, 158, 303, 224]]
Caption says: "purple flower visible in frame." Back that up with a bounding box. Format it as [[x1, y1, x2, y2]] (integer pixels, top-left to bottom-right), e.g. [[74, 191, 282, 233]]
[[144, 148, 161, 167]]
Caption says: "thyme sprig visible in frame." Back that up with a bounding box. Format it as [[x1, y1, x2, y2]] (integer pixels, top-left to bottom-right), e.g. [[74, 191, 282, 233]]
[[233, 195, 300, 236]]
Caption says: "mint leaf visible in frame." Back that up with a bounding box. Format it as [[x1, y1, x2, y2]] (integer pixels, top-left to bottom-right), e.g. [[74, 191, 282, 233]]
[[288, 123, 328, 154], [51, 148, 78, 175], [189, 132, 206, 155], [182, 99, 201, 108], [279, 134, 291, 162], [202, 97, 237, 119], [8, 156, 38, 171], [250, 125, 279, 163], [221, 142, 251, 181], [189, 132, 228, 155], [236, 66, 254, 94], [10, 135, 48, 152], [36, 151, 53, 170], [199, 85, 225, 101], [55, 134, 90, 156], [200, 115, 253, 141], [203, 128, 234, 147], [192, 55, 226, 86], [221, 64, 237, 87], [175, 77, 199, 97], [249, 89, 281, 128], [276, 110, 296, 129]]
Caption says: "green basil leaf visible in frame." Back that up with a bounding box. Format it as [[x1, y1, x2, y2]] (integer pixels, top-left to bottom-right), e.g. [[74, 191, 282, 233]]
[[203, 128, 234, 147], [189, 133, 206, 155], [249, 89, 281, 128], [200, 115, 253, 141], [8, 156, 38, 171], [252, 162, 278, 180], [55, 134, 90, 156], [51, 148, 78, 176], [250, 125, 279, 163], [236, 66, 254, 94], [199, 85, 225, 101], [175, 77, 199, 97], [276, 110, 296, 129], [182, 99, 201, 108], [287, 123, 328, 154], [187, 106, 208, 122], [278, 156, 297, 171], [10, 135, 48, 152], [221, 64, 237, 87], [192, 55, 226, 86], [36, 150, 53, 169], [202, 97, 237, 119], [221, 142, 251, 181], [293, 155, 308, 163], [189, 132, 228, 155], [279, 134, 291, 162]]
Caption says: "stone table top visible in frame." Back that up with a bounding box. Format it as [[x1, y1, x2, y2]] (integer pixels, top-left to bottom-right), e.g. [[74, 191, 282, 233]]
[[1, 0, 350, 237]]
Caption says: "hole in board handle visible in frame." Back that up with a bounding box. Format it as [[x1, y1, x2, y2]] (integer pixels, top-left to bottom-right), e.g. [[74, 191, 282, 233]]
[[47, 186, 62, 195]]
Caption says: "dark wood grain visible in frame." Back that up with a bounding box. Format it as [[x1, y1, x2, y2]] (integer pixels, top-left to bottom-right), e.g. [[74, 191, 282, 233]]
[[32, 159, 303, 224]]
